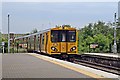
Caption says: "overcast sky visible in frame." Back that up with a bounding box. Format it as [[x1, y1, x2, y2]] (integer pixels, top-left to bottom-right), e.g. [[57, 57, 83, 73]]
[[1, 1, 119, 34]]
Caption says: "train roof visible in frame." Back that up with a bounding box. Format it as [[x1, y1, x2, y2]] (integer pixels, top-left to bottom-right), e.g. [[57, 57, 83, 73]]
[[51, 26, 76, 30]]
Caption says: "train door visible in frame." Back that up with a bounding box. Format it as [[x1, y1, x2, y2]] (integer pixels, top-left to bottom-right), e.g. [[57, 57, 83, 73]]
[[34, 35, 36, 51], [60, 30, 67, 53], [45, 33, 48, 53], [39, 34, 42, 52], [37, 35, 40, 51], [41, 34, 44, 52], [29, 37, 31, 50]]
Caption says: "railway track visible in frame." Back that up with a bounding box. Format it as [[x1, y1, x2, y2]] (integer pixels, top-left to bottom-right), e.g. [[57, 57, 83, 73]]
[[74, 54, 120, 75], [36, 52, 120, 75]]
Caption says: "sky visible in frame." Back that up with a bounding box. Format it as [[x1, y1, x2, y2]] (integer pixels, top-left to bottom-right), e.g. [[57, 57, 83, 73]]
[[1, 1, 119, 34], [1, 0, 120, 2], [0, 1, 2, 33], [118, 1, 120, 20]]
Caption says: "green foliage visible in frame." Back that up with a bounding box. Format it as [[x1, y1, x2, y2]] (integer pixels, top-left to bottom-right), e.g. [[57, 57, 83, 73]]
[[0, 32, 9, 53], [78, 21, 114, 53], [0, 32, 2, 53], [62, 25, 71, 27], [25, 33, 30, 35], [117, 20, 120, 41], [31, 28, 38, 34]]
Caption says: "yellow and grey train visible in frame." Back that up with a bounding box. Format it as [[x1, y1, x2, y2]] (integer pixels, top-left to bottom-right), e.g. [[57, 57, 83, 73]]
[[13, 25, 78, 60]]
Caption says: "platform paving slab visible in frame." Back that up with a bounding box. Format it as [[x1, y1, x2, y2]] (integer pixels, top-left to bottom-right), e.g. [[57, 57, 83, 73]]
[[2, 53, 93, 79]]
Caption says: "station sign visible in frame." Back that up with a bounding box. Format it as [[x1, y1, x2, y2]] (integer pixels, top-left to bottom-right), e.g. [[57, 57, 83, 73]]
[[90, 44, 98, 48], [1, 42, 5, 46]]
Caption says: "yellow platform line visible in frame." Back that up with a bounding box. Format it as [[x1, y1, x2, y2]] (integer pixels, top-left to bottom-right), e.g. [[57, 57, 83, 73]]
[[28, 53, 113, 80]]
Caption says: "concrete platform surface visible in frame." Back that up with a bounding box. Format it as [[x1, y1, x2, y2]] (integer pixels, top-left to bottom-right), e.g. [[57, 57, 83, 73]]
[[2, 53, 93, 79]]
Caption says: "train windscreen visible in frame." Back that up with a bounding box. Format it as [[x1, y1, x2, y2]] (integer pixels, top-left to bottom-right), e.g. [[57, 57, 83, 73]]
[[51, 30, 59, 42], [51, 30, 76, 42], [67, 30, 76, 42]]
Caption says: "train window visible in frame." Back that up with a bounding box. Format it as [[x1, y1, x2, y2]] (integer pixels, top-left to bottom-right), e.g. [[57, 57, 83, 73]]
[[42, 34, 44, 44], [51, 30, 58, 42], [67, 31, 76, 42], [59, 30, 66, 42], [61, 33, 66, 42], [51, 30, 76, 42]]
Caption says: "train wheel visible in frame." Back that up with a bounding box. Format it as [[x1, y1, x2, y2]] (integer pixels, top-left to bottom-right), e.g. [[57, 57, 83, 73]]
[[60, 54, 68, 61], [68, 57, 75, 62]]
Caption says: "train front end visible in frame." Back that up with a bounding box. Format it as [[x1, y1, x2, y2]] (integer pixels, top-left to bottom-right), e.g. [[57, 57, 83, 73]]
[[50, 25, 78, 60]]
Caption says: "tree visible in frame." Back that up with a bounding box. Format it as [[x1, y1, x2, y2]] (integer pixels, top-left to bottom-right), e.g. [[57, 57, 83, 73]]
[[0, 32, 2, 53], [31, 28, 38, 34], [25, 33, 30, 35], [0, 32, 2, 43], [78, 21, 114, 53], [62, 25, 71, 27], [117, 20, 120, 53]]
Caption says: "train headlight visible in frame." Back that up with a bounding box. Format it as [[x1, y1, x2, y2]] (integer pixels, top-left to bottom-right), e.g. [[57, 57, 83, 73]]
[[52, 47, 55, 50], [72, 46, 76, 50], [70, 46, 76, 51], [51, 47, 57, 51]]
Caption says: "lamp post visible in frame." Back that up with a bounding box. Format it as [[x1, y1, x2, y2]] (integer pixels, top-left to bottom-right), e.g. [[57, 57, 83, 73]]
[[113, 13, 117, 54], [8, 14, 10, 53]]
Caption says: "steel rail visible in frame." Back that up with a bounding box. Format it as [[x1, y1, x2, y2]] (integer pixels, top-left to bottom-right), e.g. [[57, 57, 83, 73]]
[[74, 56, 120, 75]]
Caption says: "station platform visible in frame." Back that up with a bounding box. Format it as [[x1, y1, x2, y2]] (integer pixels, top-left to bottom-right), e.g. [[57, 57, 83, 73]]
[[2, 53, 119, 80], [84, 53, 120, 58]]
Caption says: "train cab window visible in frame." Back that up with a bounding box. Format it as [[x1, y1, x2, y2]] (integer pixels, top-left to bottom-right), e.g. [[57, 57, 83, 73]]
[[51, 30, 58, 42], [67, 31, 76, 42], [61, 33, 66, 42], [51, 30, 76, 42]]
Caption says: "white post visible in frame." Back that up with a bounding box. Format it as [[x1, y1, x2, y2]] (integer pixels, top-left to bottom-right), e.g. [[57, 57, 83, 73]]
[[3, 46, 4, 53], [8, 14, 10, 53], [114, 13, 117, 53], [2, 42, 4, 53]]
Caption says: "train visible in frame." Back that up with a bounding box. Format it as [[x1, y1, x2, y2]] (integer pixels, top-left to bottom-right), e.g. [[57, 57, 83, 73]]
[[12, 25, 78, 61]]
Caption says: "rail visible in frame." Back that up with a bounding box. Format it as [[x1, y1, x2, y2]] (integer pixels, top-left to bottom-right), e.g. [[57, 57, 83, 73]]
[[74, 54, 120, 75]]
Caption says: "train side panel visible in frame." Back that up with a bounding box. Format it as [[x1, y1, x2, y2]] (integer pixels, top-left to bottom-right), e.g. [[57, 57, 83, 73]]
[[40, 31, 51, 54], [41, 33, 45, 53], [46, 31, 51, 54]]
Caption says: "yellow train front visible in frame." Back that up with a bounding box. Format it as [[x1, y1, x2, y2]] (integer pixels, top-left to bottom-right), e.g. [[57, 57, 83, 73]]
[[40, 25, 78, 60]]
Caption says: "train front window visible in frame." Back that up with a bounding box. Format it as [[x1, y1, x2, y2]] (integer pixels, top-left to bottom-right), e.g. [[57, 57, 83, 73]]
[[61, 33, 66, 42], [51, 30, 76, 42], [60, 30, 66, 42], [67, 31, 76, 42], [51, 30, 58, 42]]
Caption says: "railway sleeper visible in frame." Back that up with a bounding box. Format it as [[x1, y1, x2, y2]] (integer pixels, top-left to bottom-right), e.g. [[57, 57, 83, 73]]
[[80, 54, 120, 61], [79, 56, 120, 69], [78, 59, 120, 71]]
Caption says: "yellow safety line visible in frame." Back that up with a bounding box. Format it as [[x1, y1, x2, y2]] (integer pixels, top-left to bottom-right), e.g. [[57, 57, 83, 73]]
[[28, 53, 113, 80]]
